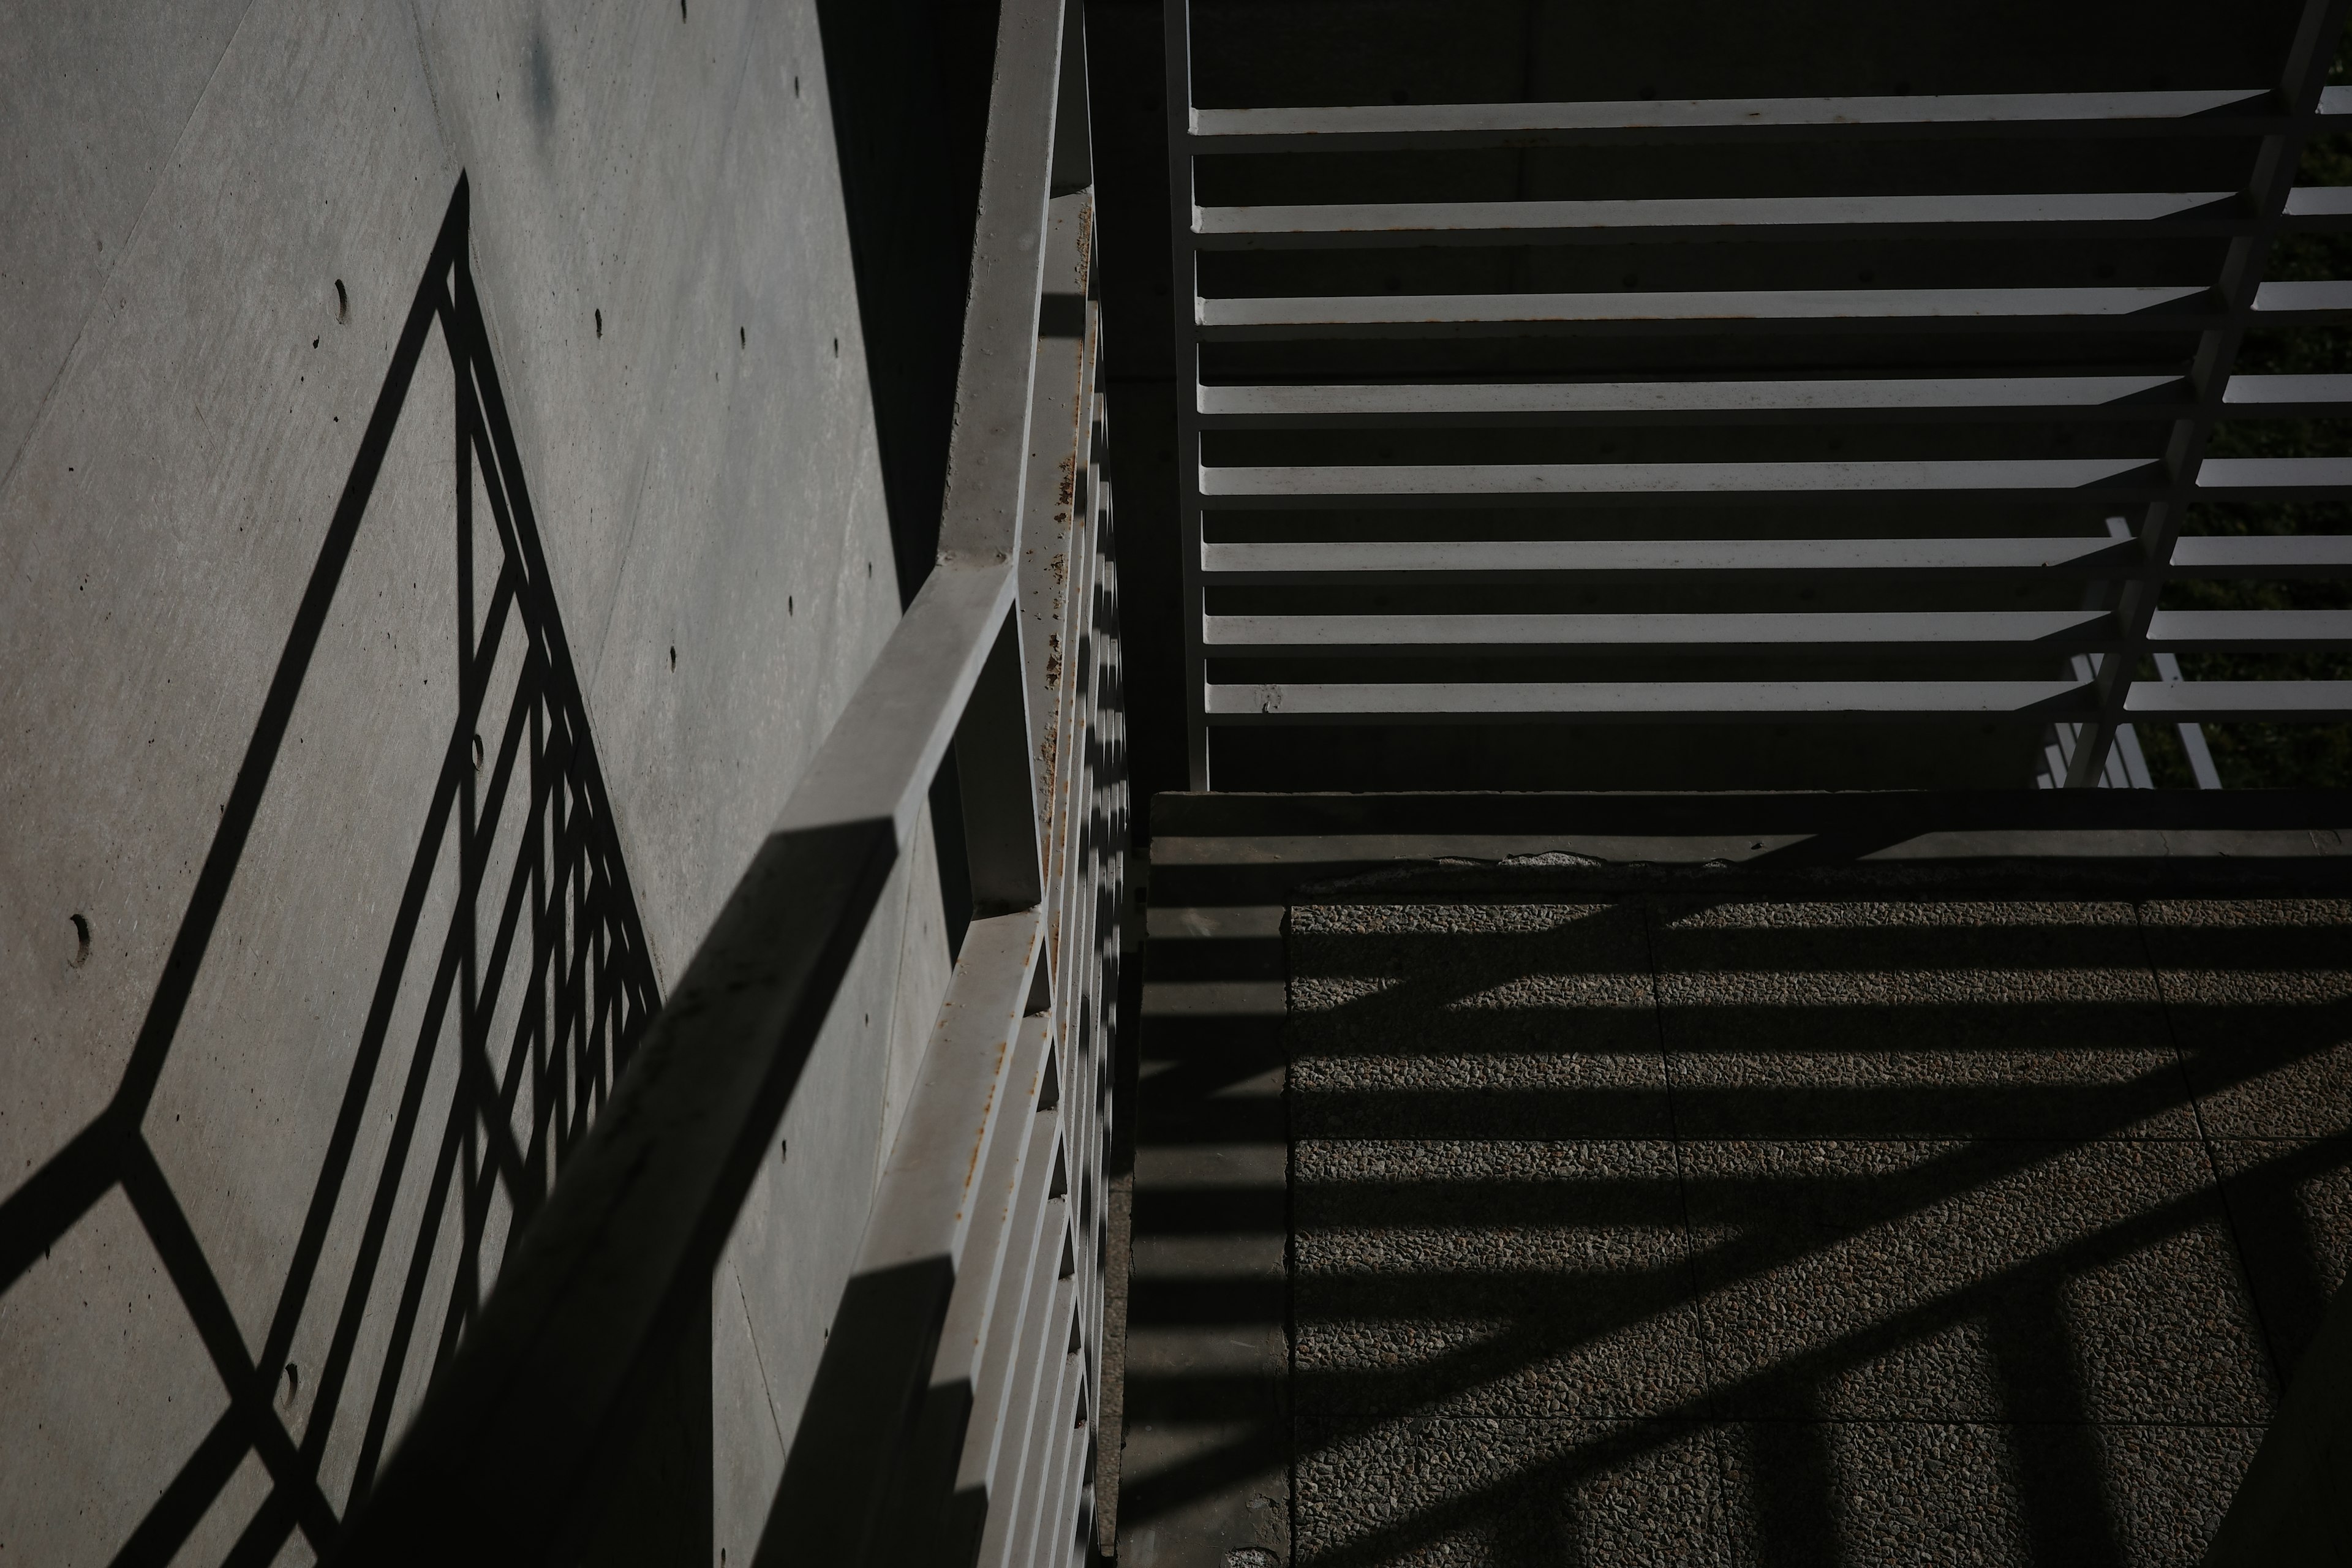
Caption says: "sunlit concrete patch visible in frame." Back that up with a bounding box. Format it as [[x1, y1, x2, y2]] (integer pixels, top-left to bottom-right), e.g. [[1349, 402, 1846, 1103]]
[[1681, 1138, 2273, 1423], [2141, 899, 2352, 1139], [0, 1186, 230, 1563], [1297, 1415, 1741, 1567], [1295, 1137, 1702, 1420], [1291, 902, 1669, 1139], [1653, 899, 2195, 1139]]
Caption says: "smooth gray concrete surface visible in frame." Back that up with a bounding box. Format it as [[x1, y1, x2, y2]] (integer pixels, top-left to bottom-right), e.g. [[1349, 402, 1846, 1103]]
[[0, 3, 948, 1560]]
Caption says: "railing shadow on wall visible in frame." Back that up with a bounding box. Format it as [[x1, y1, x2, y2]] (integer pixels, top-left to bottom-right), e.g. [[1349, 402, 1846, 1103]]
[[0, 176, 662, 1566], [317, 1, 1126, 1562]]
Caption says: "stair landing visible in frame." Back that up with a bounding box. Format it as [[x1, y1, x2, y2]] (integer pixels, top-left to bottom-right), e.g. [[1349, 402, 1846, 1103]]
[[1112, 793, 2352, 1567]]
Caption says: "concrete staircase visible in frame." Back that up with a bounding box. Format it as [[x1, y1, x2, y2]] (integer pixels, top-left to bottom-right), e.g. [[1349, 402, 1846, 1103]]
[[1109, 793, 2352, 1567]]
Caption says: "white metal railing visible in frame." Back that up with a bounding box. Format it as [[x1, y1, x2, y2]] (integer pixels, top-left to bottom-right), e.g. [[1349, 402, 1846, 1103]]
[[333, 1, 1123, 1561]]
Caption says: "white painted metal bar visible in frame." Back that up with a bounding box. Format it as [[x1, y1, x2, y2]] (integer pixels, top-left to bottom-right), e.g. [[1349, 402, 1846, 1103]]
[[1033, 1392, 1093, 1568], [2125, 680, 2352, 717], [2168, 534, 2352, 574], [2155, 651, 2228, 787], [2197, 456, 2352, 494], [1202, 534, 2352, 581], [2223, 371, 2352, 406], [1205, 609, 2115, 655], [951, 1075, 1066, 1545], [2252, 279, 2352, 316], [1200, 458, 2168, 505], [1194, 191, 2242, 249], [1205, 679, 2095, 720], [995, 1275, 1080, 1568], [779, 564, 1017, 845], [1022, 1348, 1090, 1568], [1199, 285, 2217, 338], [1201, 537, 2143, 581], [976, 1132, 1072, 1567], [2283, 184, 2352, 217], [885, 1010, 1059, 1560], [1172, 0, 2352, 790], [977, 1188, 1072, 1568], [1199, 375, 2193, 424], [1166, 0, 1210, 787], [2147, 608, 2352, 646], [1188, 89, 2280, 150]]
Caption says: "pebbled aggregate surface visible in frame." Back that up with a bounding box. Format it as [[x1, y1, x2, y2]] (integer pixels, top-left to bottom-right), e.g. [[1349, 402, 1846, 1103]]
[[1282, 895, 2352, 1567]]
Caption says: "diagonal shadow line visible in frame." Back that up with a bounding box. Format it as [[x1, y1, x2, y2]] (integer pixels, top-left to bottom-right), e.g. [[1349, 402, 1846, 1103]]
[[317, 268, 659, 1504], [9, 171, 664, 1566], [510, 712, 609, 1208], [462, 652, 576, 1212], [218, 1484, 300, 1568], [254, 499, 494, 1381], [350, 858, 573, 1512], [2132, 901, 2339, 1395], [1115, 1416, 1293, 1531], [274, 571, 555, 1481], [0, 183, 466, 1300], [1275, 1109, 2195, 1423], [344, 986, 500, 1509], [116, 1139, 341, 1550], [1133, 1046, 1287, 1105], [1288, 1140, 2306, 1568], [344, 695, 651, 1510], [108, 1408, 251, 1568], [1124, 921, 2352, 1532], [1990, 1273, 2128, 1567], [291, 859, 480, 1479], [1270, 994, 2340, 1413]]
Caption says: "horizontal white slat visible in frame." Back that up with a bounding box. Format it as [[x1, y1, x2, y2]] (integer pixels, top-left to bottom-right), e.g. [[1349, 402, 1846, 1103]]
[[1200, 458, 2164, 506], [2196, 457, 2352, 496], [2166, 534, 2352, 574], [1197, 286, 2214, 337], [1201, 536, 2138, 579], [2147, 609, 2352, 647], [1203, 609, 2113, 655], [1194, 192, 2239, 248], [2221, 373, 2352, 409], [1188, 90, 2276, 149], [1205, 679, 2092, 720], [2124, 680, 2352, 719], [1199, 375, 2190, 423]]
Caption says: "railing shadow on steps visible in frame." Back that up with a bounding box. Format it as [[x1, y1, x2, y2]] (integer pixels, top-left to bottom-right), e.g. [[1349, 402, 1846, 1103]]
[[1118, 792, 2352, 1568], [329, 1, 1128, 1563]]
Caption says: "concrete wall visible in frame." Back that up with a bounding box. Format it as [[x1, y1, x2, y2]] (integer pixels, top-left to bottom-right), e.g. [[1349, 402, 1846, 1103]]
[[0, 1, 950, 1560]]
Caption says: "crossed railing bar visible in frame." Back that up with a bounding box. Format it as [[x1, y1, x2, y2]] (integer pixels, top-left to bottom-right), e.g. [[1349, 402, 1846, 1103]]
[[331, 1, 1122, 1562]]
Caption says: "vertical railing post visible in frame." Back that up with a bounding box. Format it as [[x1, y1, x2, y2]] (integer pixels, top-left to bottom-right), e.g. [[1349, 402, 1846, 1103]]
[[1164, 0, 1210, 789], [2067, 0, 2351, 783]]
